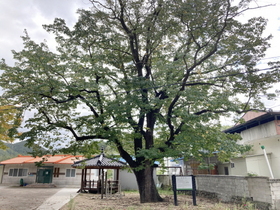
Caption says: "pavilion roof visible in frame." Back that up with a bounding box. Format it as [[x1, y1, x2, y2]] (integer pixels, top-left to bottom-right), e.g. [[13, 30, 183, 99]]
[[72, 153, 126, 169]]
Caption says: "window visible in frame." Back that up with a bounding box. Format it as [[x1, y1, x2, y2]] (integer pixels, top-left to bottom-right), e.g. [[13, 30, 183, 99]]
[[9, 169, 28, 177], [66, 169, 76, 177], [18, 169, 27, 176]]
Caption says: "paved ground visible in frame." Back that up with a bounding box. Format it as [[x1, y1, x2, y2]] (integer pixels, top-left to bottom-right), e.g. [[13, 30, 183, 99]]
[[0, 185, 78, 210]]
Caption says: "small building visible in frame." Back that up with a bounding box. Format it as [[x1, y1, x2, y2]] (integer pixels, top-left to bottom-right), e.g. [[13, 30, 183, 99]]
[[221, 111, 280, 178], [0, 155, 84, 187]]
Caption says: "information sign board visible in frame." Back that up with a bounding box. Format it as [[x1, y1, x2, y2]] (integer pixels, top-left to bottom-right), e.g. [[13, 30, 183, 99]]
[[172, 175, 196, 206], [175, 176, 193, 190]]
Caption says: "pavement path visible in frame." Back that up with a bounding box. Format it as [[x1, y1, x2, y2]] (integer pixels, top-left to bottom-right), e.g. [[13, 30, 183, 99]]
[[37, 188, 78, 210], [0, 185, 78, 210]]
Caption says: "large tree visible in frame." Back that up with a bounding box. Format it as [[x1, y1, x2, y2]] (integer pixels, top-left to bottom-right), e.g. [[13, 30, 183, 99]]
[[0, 0, 279, 202]]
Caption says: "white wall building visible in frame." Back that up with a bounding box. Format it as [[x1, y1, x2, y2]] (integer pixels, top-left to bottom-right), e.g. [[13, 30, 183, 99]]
[[221, 111, 280, 178], [0, 155, 84, 187]]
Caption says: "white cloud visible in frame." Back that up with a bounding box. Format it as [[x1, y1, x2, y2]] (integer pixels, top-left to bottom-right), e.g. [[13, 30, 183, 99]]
[[243, 1, 280, 60], [1, 0, 279, 63], [0, 0, 91, 65]]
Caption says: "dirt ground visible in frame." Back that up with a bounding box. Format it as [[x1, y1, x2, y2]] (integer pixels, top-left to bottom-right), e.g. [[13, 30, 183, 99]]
[[59, 192, 248, 210], [0, 186, 61, 210]]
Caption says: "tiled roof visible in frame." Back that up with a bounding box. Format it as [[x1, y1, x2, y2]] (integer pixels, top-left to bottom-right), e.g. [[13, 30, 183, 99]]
[[0, 155, 84, 165], [72, 154, 126, 169]]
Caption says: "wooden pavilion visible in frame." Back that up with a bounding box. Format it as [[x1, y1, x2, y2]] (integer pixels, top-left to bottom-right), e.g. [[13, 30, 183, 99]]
[[72, 152, 126, 196]]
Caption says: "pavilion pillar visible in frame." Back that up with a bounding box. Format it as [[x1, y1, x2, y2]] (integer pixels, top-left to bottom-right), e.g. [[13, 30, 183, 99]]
[[79, 169, 85, 193], [116, 169, 119, 181], [100, 169, 105, 199]]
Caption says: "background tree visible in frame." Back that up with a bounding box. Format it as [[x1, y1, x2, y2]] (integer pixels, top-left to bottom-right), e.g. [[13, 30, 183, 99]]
[[0, 0, 279, 202], [0, 103, 22, 150]]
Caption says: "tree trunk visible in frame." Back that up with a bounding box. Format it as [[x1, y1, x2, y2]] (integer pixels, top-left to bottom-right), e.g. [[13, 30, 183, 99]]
[[134, 163, 163, 203]]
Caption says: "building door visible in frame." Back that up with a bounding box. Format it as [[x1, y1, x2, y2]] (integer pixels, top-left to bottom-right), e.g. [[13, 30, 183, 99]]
[[36, 166, 53, 183], [224, 167, 229, 175]]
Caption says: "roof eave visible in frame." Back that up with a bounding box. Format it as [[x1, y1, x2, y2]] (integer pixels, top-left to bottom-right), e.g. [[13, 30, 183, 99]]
[[224, 112, 280, 134]]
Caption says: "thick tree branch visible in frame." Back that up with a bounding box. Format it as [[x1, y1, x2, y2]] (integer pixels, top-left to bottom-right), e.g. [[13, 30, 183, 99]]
[[40, 109, 100, 141]]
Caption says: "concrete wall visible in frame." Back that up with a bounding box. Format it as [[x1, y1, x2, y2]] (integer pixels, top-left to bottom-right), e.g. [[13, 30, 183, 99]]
[[240, 121, 277, 143], [229, 158, 248, 176], [270, 180, 280, 209], [119, 169, 138, 190], [219, 154, 273, 178], [119, 168, 158, 191], [246, 154, 272, 177], [246, 176, 272, 204], [52, 164, 82, 187], [2, 163, 38, 185], [196, 175, 250, 201], [196, 175, 280, 209], [157, 175, 280, 210]]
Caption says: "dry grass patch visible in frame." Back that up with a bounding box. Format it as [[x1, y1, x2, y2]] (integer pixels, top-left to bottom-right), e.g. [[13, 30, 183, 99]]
[[60, 191, 257, 210]]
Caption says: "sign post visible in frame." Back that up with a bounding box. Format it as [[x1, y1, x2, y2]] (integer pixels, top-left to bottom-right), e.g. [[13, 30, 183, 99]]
[[172, 175, 197, 206]]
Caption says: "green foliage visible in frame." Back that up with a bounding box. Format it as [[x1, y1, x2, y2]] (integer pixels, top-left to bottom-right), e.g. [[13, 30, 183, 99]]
[[247, 172, 258, 177], [0, 142, 20, 161], [34, 159, 45, 167], [239, 198, 257, 210], [0, 102, 22, 149], [157, 167, 168, 175], [58, 140, 100, 158], [198, 163, 215, 170], [0, 0, 279, 202], [0, 141, 36, 161]]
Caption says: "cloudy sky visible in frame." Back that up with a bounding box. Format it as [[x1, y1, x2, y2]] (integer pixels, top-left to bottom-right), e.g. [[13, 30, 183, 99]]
[[0, 0, 92, 65], [0, 0, 279, 110]]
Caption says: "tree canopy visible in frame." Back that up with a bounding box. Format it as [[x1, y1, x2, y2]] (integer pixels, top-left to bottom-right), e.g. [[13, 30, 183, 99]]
[[0, 0, 279, 202]]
